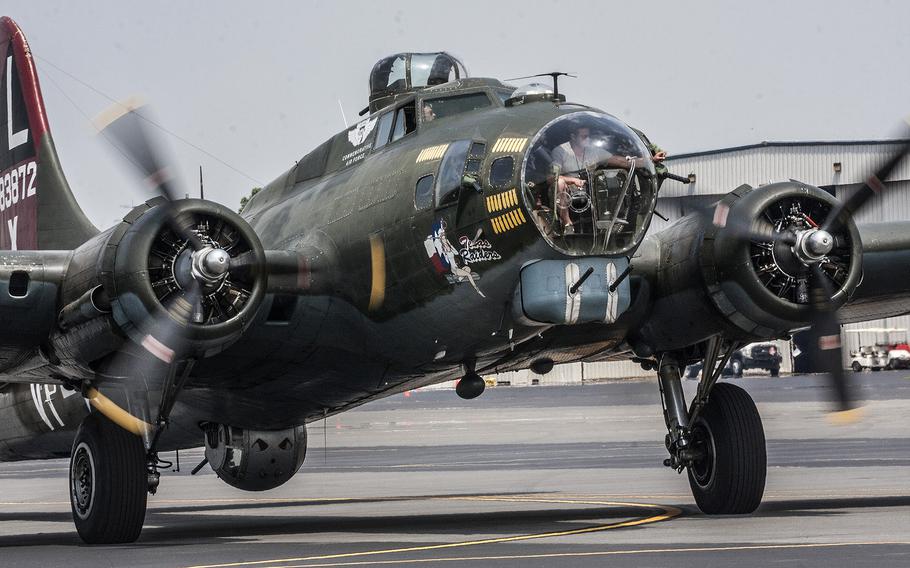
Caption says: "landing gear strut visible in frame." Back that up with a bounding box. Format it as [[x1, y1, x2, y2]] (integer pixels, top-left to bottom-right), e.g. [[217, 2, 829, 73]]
[[658, 342, 767, 514]]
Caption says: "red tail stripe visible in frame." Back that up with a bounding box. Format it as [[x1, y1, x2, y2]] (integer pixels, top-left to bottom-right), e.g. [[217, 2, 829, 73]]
[[0, 16, 50, 152]]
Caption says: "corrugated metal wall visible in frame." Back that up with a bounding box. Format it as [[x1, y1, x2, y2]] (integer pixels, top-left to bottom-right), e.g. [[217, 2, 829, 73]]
[[660, 141, 910, 199], [492, 141, 910, 385]]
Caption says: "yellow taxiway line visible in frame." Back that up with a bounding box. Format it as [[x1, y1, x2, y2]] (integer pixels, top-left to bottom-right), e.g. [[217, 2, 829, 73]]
[[236, 542, 910, 567], [185, 496, 681, 568]]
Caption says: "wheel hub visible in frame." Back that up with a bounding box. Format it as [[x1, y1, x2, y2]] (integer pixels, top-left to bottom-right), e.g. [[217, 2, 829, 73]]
[[687, 421, 716, 488], [70, 443, 95, 520]]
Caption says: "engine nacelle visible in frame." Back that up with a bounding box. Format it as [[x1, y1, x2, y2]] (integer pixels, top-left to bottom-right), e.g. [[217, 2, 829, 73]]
[[51, 198, 267, 367], [632, 182, 863, 353], [203, 424, 307, 491]]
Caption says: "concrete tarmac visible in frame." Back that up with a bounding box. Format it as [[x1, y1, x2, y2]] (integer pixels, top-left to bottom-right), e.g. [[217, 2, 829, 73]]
[[1, 372, 909, 567]]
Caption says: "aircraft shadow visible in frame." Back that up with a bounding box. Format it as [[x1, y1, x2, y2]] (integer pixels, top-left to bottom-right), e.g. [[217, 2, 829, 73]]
[[2, 494, 909, 548]]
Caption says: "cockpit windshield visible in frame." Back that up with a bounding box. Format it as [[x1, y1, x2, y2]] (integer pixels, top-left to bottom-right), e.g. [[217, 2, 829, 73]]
[[522, 112, 657, 256]]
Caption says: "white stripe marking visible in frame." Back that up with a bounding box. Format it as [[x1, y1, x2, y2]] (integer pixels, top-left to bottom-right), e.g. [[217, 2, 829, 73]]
[[605, 262, 619, 323], [30, 384, 55, 431], [565, 263, 581, 324]]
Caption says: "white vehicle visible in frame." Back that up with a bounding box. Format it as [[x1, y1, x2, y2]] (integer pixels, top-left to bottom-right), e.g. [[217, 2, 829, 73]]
[[849, 345, 888, 372], [847, 328, 909, 371]]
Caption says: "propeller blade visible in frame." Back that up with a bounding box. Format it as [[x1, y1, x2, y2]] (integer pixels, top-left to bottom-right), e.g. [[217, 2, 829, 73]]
[[93, 278, 202, 436], [804, 264, 857, 415], [94, 98, 180, 201], [822, 125, 910, 234], [94, 99, 204, 250]]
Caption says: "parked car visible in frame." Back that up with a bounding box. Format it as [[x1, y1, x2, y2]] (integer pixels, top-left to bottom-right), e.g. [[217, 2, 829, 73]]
[[685, 342, 783, 378]]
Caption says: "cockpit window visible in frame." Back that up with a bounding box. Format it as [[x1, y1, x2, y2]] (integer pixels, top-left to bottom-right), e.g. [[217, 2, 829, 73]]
[[371, 55, 407, 93], [391, 103, 417, 142], [421, 92, 491, 124], [369, 52, 467, 113], [373, 112, 393, 150], [522, 111, 657, 256], [374, 103, 416, 149], [410, 53, 463, 87]]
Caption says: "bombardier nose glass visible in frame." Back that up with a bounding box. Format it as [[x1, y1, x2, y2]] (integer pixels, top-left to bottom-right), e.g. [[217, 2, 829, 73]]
[[522, 112, 657, 255]]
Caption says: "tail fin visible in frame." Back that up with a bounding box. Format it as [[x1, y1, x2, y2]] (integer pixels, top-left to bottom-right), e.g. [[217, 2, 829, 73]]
[[0, 16, 97, 250]]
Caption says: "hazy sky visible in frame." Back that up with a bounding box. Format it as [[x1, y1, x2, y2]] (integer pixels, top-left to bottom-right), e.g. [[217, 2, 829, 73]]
[[8, 1, 910, 227]]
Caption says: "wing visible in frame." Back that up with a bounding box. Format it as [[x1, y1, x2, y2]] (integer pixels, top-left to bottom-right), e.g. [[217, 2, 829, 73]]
[[839, 221, 910, 323]]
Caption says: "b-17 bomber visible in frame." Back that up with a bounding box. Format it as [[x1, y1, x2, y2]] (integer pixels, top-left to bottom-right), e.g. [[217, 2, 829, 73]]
[[0, 15, 908, 544]]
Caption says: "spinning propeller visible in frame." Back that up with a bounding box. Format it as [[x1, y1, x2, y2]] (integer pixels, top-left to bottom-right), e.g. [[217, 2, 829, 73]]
[[715, 121, 910, 418], [96, 102, 241, 367], [87, 101, 299, 441]]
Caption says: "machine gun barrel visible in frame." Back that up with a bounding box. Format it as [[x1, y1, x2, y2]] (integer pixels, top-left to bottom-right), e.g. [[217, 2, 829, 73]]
[[663, 172, 692, 184]]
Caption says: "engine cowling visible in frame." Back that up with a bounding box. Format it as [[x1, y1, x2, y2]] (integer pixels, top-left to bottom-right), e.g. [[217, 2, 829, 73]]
[[203, 424, 307, 491], [52, 198, 267, 367], [632, 182, 863, 353]]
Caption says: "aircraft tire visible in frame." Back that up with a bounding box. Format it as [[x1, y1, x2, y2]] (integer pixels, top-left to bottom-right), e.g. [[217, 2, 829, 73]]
[[687, 382, 766, 514], [69, 413, 148, 544]]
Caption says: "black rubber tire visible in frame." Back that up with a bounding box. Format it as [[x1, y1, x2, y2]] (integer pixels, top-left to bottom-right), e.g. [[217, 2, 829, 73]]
[[730, 359, 743, 378], [70, 413, 148, 544], [687, 382, 766, 514], [851, 361, 863, 372]]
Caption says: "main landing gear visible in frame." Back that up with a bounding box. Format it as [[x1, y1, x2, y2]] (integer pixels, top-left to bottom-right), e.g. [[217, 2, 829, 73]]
[[70, 412, 147, 543], [69, 362, 194, 543], [657, 340, 767, 514]]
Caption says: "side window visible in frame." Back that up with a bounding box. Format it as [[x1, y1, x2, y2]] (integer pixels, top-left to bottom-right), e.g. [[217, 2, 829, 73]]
[[391, 103, 417, 142], [415, 174, 434, 210], [374, 112, 394, 150], [490, 156, 514, 188], [435, 140, 472, 208]]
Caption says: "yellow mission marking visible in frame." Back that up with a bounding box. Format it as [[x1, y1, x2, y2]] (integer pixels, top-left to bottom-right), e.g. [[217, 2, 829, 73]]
[[485, 189, 519, 214], [416, 144, 449, 163], [516, 207, 526, 224], [491, 137, 527, 154], [184, 497, 680, 568]]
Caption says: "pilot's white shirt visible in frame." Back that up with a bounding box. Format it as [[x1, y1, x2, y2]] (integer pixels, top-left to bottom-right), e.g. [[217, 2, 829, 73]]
[[551, 142, 613, 174]]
